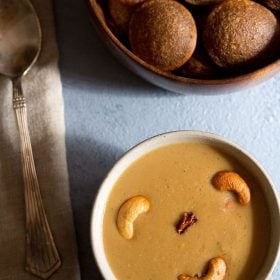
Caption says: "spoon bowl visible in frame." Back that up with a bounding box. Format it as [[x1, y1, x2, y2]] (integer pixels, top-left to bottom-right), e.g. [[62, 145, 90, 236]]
[[0, 0, 41, 77]]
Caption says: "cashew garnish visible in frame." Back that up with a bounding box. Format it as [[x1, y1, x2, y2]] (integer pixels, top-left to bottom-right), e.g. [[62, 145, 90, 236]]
[[178, 257, 226, 280], [212, 171, 251, 205], [117, 195, 150, 239]]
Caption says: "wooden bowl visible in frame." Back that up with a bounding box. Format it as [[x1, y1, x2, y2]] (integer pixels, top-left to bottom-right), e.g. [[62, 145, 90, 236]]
[[87, 0, 280, 94]]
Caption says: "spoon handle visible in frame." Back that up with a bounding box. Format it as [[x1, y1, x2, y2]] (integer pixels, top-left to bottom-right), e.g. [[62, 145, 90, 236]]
[[12, 77, 61, 279]]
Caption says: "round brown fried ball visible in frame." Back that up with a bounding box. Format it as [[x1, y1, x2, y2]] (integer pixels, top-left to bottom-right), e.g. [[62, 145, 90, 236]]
[[203, 0, 280, 69], [129, 0, 197, 71], [117, 0, 146, 6], [176, 50, 219, 78], [184, 0, 224, 6], [108, 0, 135, 35], [262, 0, 280, 11]]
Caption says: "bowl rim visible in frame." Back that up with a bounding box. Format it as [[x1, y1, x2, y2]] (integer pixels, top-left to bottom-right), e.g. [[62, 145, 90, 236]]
[[90, 130, 280, 280], [87, 0, 280, 86]]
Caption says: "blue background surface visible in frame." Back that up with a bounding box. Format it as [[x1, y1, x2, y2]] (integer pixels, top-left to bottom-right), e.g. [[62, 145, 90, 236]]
[[55, 0, 280, 279]]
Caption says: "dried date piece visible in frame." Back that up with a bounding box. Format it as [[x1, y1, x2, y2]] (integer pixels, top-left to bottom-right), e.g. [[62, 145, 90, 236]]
[[176, 212, 197, 234]]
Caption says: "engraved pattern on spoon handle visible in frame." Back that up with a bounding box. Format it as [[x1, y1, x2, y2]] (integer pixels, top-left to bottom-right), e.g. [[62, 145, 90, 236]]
[[13, 78, 61, 279]]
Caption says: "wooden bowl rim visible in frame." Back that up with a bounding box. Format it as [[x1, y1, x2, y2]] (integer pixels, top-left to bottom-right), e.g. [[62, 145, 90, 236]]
[[88, 0, 280, 86]]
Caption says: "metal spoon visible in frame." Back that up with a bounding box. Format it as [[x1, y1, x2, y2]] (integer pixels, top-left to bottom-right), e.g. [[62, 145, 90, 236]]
[[0, 0, 61, 278]]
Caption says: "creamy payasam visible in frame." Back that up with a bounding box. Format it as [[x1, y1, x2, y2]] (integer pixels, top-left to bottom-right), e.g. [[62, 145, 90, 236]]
[[103, 142, 270, 279]]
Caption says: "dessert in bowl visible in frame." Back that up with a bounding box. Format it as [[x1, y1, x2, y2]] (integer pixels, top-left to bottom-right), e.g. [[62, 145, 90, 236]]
[[90, 131, 280, 280], [88, 0, 280, 94]]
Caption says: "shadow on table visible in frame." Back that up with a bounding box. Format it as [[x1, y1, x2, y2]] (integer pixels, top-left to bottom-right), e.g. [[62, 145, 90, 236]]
[[54, 0, 178, 277], [54, 0, 178, 98], [66, 135, 123, 279]]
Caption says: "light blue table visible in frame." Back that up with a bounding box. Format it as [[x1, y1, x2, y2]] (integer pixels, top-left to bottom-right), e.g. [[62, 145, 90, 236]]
[[55, 1, 280, 279]]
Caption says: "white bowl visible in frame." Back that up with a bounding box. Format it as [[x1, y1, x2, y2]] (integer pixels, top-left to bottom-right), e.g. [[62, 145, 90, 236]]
[[90, 131, 280, 280]]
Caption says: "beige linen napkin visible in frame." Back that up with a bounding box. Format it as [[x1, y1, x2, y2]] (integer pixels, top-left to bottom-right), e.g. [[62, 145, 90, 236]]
[[0, 0, 80, 279]]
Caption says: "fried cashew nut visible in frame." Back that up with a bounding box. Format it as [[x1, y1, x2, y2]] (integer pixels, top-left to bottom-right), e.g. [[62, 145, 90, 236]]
[[212, 171, 251, 205], [178, 257, 226, 280], [116, 195, 150, 239]]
